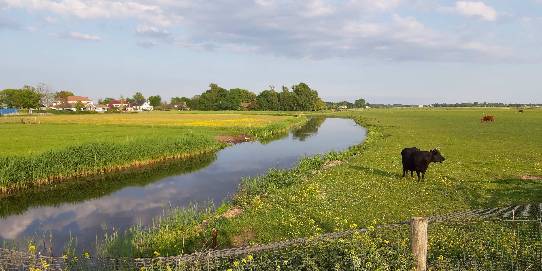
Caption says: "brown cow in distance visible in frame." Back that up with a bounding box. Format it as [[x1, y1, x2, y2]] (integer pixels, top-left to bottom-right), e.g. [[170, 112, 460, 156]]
[[481, 115, 495, 122]]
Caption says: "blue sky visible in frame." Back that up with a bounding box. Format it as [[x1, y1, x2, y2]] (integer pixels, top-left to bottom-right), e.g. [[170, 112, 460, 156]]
[[1, 0, 541, 104]]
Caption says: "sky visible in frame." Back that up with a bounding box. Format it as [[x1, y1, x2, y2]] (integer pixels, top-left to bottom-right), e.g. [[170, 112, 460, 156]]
[[1, 0, 541, 104]]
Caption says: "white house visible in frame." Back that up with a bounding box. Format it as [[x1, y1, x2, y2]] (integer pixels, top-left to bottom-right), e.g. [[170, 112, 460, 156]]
[[135, 101, 154, 111], [52, 96, 95, 111], [107, 99, 131, 111], [95, 104, 108, 113]]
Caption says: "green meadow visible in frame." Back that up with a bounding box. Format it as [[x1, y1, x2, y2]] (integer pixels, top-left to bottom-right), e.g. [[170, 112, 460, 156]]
[[107, 108, 542, 258]]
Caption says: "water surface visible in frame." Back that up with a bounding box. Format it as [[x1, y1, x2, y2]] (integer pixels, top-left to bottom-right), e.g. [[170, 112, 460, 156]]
[[0, 118, 366, 254]]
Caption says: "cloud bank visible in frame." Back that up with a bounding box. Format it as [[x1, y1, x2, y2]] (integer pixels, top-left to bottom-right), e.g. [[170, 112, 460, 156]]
[[0, 0, 526, 62]]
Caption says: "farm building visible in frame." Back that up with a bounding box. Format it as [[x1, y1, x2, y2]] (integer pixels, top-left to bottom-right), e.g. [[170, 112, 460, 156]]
[[52, 96, 95, 111]]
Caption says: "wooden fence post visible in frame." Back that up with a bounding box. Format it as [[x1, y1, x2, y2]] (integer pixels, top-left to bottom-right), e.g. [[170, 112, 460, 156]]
[[211, 228, 218, 249], [410, 217, 428, 271]]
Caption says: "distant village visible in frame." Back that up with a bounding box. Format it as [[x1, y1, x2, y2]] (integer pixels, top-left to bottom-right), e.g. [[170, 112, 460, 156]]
[[0, 85, 185, 114], [51, 95, 156, 113]]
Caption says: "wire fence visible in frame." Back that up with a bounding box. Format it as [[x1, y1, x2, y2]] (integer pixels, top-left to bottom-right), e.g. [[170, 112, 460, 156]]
[[1, 203, 540, 271]]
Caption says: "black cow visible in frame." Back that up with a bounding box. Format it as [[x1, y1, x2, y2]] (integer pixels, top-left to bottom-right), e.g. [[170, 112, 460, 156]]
[[401, 147, 420, 177], [401, 148, 445, 181]]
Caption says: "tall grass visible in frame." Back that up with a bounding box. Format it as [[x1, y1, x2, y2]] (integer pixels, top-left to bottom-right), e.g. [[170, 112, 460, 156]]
[[0, 134, 222, 194]]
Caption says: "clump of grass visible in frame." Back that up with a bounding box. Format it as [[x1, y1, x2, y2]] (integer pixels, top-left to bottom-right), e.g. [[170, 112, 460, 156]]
[[98, 204, 217, 258]]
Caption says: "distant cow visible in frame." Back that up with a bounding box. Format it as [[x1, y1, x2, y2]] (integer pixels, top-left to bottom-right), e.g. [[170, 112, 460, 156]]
[[481, 115, 495, 122], [401, 148, 445, 181], [519, 109, 524, 113]]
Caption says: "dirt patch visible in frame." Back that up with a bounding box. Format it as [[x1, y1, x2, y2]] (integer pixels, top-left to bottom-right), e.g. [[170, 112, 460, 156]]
[[222, 207, 243, 219], [231, 228, 255, 247], [216, 134, 252, 144], [322, 160, 343, 170], [520, 175, 542, 180]]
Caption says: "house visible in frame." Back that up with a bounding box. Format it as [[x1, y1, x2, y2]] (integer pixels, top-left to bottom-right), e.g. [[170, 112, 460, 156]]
[[52, 96, 95, 111], [134, 101, 154, 111], [337, 105, 348, 111], [107, 99, 132, 111], [95, 104, 108, 113], [174, 102, 190, 111]]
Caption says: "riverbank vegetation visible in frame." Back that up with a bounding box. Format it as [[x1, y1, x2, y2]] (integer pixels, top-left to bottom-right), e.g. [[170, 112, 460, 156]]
[[102, 108, 542, 259], [0, 112, 306, 195]]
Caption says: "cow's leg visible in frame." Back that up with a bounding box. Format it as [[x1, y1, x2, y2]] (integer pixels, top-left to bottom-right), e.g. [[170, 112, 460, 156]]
[[410, 171, 414, 177], [402, 168, 406, 177], [416, 171, 421, 181], [422, 172, 425, 180]]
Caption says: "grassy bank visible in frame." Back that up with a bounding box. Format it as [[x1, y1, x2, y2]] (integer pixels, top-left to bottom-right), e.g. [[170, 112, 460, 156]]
[[104, 108, 542, 258], [0, 112, 306, 195], [0, 153, 217, 218]]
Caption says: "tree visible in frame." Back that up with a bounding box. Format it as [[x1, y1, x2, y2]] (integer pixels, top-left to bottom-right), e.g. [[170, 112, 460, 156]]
[[36, 83, 54, 108], [289, 83, 325, 111], [99, 98, 114, 105], [0, 87, 42, 110], [148, 95, 162, 107], [278, 86, 296, 111], [54, 90, 74, 102], [227, 88, 256, 110], [74, 101, 84, 111], [195, 83, 229, 110], [354, 98, 367, 108], [133, 92, 146, 106], [0, 89, 18, 108], [256, 89, 280, 110]]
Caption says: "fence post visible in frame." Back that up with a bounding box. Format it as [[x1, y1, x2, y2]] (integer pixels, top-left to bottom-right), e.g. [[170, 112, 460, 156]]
[[211, 228, 218, 249], [410, 217, 428, 271]]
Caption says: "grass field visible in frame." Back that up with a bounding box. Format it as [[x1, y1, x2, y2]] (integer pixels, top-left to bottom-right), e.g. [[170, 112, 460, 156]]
[[0, 112, 299, 155], [108, 108, 542, 258], [0, 111, 305, 194]]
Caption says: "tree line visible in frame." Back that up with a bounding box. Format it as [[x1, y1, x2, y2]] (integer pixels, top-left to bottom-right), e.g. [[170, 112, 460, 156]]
[[1, 82, 368, 112], [169, 83, 326, 111]]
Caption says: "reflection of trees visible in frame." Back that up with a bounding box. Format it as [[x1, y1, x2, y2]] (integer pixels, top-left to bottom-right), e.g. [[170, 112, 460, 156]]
[[0, 154, 216, 218], [292, 117, 326, 141]]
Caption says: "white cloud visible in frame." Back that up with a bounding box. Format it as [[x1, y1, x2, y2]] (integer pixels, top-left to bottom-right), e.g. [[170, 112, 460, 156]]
[[3, 0, 178, 26], [348, 0, 402, 11], [302, 0, 335, 17], [343, 22, 385, 37], [136, 25, 171, 39], [61, 31, 102, 41], [455, 1, 497, 21]]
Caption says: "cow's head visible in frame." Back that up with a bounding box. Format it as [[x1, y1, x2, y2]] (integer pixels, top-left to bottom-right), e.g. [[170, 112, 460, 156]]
[[430, 149, 445, 163]]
